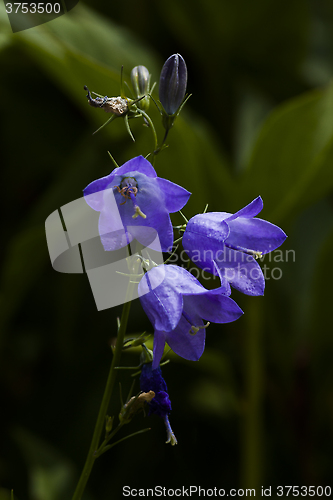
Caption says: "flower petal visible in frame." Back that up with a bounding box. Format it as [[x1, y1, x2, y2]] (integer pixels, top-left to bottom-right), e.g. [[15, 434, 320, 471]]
[[152, 330, 167, 370], [186, 292, 244, 323], [139, 265, 209, 333], [184, 213, 230, 241], [148, 390, 172, 417], [150, 213, 173, 251], [225, 196, 263, 222], [165, 315, 206, 362], [182, 213, 230, 270], [98, 176, 173, 252], [225, 217, 287, 254], [212, 261, 231, 295], [99, 226, 133, 251], [112, 155, 157, 178], [126, 213, 173, 252], [215, 249, 265, 296], [140, 362, 168, 393], [83, 175, 115, 210], [97, 189, 132, 250], [156, 177, 191, 212], [139, 267, 183, 332], [162, 265, 207, 296], [127, 225, 161, 252]]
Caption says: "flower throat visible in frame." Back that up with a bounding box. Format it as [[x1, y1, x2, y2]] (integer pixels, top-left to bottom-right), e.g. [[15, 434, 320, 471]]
[[115, 177, 146, 219]]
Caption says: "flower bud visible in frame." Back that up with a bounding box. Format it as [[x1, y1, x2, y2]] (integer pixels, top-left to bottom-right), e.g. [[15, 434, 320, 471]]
[[123, 334, 150, 350], [159, 54, 187, 116], [105, 415, 113, 433], [131, 65, 151, 111]]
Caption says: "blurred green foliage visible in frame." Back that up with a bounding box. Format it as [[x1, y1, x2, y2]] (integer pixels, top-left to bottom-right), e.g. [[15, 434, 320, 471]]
[[1, 0, 333, 498]]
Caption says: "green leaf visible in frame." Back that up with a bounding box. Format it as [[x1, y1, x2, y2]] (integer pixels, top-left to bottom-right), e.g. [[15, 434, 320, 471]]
[[240, 82, 333, 226], [9, 4, 160, 109]]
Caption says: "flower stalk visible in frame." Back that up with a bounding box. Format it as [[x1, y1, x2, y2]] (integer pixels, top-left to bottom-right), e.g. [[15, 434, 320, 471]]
[[72, 271, 137, 500]]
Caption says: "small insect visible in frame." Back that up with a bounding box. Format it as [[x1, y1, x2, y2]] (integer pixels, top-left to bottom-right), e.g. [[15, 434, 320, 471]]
[[84, 85, 128, 116], [83, 82, 148, 139], [83, 64, 160, 144]]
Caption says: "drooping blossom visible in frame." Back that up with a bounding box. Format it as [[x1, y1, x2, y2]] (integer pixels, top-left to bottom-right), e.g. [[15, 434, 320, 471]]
[[83, 156, 191, 252], [140, 361, 177, 445], [182, 196, 287, 296], [138, 265, 243, 370]]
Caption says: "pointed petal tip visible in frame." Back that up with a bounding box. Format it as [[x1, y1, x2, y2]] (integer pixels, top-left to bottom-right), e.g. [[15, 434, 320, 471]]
[[251, 195, 264, 213], [256, 195, 263, 204]]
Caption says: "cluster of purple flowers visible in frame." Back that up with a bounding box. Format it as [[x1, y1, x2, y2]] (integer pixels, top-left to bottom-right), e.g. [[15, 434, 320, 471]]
[[84, 154, 286, 369], [83, 54, 287, 443]]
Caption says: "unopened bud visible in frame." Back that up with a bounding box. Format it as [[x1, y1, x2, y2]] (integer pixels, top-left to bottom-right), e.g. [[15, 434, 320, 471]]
[[105, 415, 113, 433], [131, 65, 151, 111], [159, 54, 187, 116]]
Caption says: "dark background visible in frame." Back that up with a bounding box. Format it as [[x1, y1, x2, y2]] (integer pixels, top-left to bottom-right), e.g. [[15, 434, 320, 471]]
[[1, 0, 333, 498]]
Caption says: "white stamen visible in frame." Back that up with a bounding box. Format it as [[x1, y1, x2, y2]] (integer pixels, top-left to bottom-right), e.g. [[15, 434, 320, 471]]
[[189, 321, 210, 335]]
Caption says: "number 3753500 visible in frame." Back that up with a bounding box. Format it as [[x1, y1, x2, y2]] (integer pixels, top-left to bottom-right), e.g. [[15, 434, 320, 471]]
[[5, 3, 61, 14], [277, 485, 331, 497]]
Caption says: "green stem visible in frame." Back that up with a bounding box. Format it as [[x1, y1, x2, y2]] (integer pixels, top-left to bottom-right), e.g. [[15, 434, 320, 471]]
[[71, 298, 132, 500], [95, 423, 124, 457], [137, 109, 158, 164], [173, 236, 183, 245], [153, 128, 170, 159], [99, 427, 151, 456]]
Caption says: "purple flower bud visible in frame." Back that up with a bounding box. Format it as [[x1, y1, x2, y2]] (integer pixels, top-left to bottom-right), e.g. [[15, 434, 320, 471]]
[[159, 54, 187, 115]]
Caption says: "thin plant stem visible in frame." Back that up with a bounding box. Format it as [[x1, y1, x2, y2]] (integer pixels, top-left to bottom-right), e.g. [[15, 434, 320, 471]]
[[72, 260, 139, 500], [137, 109, 158, 165], [153, 128, 170, 158], [98, 427, 151, 456], [173, 237, 183, 245], [95, 423, 125, 457]]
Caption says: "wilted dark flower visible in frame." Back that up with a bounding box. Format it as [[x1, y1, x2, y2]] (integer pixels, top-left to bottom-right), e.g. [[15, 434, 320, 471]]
[[119, 390, 155, 425], [159, 53, 187, 116], [83, 156, 191, 252], [140, 361, 177, 445], [182, 196, 287, 296], [138, 265, 243, 369]]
